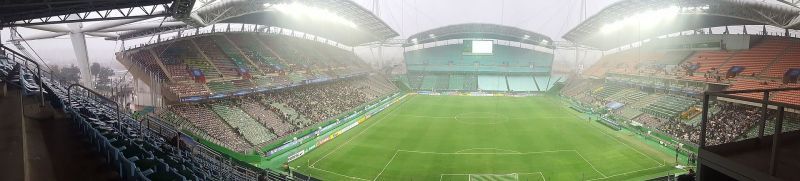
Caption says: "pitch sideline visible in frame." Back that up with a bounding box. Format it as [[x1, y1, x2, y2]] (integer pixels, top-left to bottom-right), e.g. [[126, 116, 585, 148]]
[[439, 172, 546, 181], [374, 149, 605, 180], [308, 96, 413, 167]]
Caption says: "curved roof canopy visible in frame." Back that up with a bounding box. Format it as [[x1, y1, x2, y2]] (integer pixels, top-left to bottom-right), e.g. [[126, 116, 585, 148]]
[[0, 0, 191, 27], [404, 23, 553, 48], [117, 0, 398, 46], [563, 0, 800, 50]]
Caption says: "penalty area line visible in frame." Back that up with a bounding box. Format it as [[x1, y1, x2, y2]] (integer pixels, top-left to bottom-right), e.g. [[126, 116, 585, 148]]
[[573, 150, 608, 178], [373, 151, 400, 180], [438, 172, 546, 181]]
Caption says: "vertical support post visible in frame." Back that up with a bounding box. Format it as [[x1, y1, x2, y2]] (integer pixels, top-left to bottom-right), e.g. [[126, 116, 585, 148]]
[[700, 93, 710, 148], [38, 66, 43, 106], [758, 91, 769, 141], [769, 106, 785, 176]]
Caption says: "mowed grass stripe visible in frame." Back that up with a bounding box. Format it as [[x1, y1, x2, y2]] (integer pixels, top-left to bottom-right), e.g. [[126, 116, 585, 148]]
[[291, 95, 679, 180]]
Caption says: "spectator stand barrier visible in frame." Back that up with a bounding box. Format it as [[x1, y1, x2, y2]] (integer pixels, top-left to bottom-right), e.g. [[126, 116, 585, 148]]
[[237, 91, 403, 162], [700, 87, 800, 178], [274, 93, 406, 169], [3, 44, 300, 180], [566, 96, 699, 166]]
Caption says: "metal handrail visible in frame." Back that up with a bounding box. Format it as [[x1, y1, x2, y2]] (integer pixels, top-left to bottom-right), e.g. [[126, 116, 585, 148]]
[[1, 45, 274, 180], [68, 83, 122, 131], [1, 45, 44, 105], [705, 87, 800, 110]]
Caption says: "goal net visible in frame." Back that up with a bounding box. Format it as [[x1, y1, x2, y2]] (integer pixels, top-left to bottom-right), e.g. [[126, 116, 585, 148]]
[[468, 173, 518, 181]]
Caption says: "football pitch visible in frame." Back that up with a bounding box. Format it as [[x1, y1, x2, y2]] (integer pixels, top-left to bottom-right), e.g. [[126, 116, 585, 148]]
[[289, 95, 683, 180]]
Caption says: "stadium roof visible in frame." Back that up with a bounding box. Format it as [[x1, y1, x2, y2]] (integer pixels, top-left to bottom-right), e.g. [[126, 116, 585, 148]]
[[563, 0, 800, 50], [115, 0, 398, 46], [404, 23, 554, 48], [0, 0, 193, 27]]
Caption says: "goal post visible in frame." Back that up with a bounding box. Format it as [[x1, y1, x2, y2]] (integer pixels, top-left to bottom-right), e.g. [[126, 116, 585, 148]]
[[468, 173, 518, 181]]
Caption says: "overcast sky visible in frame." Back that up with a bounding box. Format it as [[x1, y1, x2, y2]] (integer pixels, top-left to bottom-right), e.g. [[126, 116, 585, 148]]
[[0, 0, 621, 68]]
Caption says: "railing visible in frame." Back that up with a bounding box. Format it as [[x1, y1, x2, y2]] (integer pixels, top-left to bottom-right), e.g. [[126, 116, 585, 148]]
[[1, 45, 44, 105], [66, 84, 267, 180], [2, 44, 280, 180], [699, 87, 800, 177], [68, 83, 122, 129]]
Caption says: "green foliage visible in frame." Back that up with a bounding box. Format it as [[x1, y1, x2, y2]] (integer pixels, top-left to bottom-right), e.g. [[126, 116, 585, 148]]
[[53, 64, 81, 84], [90, 62, 114, 91]]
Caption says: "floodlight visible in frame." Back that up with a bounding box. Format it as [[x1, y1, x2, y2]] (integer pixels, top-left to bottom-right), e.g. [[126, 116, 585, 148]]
[[272, 3, 358, 29], [601, 6, 681, 33], [429, 34, 436, 38], [601, 22, 623, 34], [523, 35, 530, 39]]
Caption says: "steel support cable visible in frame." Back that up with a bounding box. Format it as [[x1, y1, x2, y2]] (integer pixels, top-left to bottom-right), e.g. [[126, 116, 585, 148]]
[[12, 30, 56, 73]]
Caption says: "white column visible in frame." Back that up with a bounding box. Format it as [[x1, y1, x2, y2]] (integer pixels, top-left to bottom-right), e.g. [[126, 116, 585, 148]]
[[68, 23, 93, 87]]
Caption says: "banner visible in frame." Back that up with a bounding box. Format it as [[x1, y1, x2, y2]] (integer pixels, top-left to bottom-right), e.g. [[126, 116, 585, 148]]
[[287, 150, 305, 162], [266, 93, 403, 158]]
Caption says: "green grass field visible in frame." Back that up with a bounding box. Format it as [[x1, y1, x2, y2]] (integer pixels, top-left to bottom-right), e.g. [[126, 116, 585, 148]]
[[290, 95, 683, 180]]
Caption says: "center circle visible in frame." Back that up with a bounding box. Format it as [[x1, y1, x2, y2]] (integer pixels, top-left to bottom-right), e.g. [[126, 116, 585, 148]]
[[453, 112, 509, 125]]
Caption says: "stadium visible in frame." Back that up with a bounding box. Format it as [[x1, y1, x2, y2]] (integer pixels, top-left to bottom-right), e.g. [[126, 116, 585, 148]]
[[1, 0, 800, 181]]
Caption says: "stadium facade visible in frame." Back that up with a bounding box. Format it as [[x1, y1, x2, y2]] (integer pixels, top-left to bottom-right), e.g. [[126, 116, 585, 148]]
[[403, 23, 559, 92]]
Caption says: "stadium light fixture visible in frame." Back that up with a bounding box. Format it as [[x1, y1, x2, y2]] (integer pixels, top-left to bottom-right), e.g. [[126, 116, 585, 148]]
[[523, 35, 530, 39], [271, 3, 358, 29], [601, 22, 624, 34], [429, 34, 436, 38], [600, 6, 680, 34], [540, 39, 549, 45], [411, 38, 418, 44]]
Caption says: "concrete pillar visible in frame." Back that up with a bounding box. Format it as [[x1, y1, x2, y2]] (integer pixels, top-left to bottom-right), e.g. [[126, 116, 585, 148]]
[[67, 23, 93, 87]]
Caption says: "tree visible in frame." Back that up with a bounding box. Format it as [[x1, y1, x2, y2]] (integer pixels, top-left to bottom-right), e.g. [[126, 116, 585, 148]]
[[56, 65, 81, 85], [87, 62, 115, 91], [90, 62, 103, 78], [95, 66, 114, 91]]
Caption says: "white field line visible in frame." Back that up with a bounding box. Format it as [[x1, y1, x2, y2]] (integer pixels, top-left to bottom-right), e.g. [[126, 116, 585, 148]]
[[519, 172, 547, 181], [585, 165, 665, 181], [560, 105, 665, 167], [573, 150, 608, 178], [558, 105, 670, 180], [402, 149, 604, 180], [308, 164, 370, 181], [454, 148, 522, 154], [397, 149, 575, 155], [309, 98, 411, 167], [587, 122, 665, 166], [373, 151, 399, 181], [439, 172, 545, 181], [386, 150, 571, 181], [395, 114, 572, 120], [394, 115, 453, 119], [309, 96, 663, 181]]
